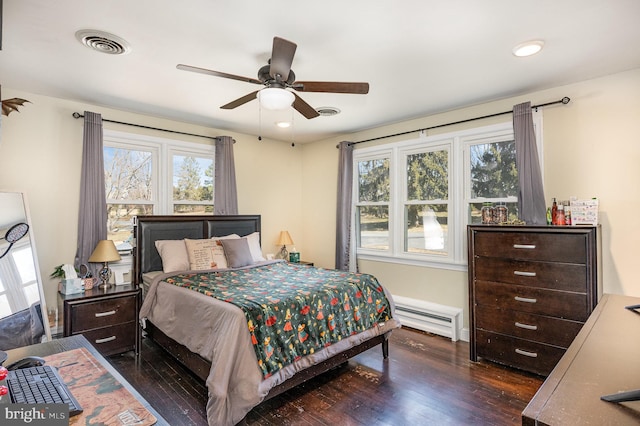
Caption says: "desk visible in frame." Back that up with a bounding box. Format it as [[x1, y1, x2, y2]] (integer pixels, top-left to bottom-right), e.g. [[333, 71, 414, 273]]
[[522, 294, 640, 425], [5, 335, 168, 425]]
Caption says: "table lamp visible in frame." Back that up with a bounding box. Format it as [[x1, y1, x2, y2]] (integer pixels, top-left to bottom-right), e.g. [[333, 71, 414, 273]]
[[276, 231, 294, 260], [88, 240, 121, 289]]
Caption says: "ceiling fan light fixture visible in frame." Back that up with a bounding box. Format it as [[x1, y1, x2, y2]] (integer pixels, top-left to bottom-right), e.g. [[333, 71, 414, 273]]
[[512, 40, 544, 57], [257, 88, 294, 110], [276, 121, 291, 128]]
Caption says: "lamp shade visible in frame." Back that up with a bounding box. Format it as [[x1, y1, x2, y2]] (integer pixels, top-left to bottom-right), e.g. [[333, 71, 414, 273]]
[[88, 240, 121, 263], [276, 231, 294, 246], [257, 88, 295, 110]]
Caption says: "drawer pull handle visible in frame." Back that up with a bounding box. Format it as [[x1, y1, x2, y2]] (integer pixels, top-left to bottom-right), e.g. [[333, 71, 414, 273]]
[[513, 244, 536, 250], [514, 296, 537, 303], [515, 322, 538, 330], [515, 348, 538, 358], [95, 336, 116, 344], [514, 270, 536, 277], [95, 310, 116, 318]]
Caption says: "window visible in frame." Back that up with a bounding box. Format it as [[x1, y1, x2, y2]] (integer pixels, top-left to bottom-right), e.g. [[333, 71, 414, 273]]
[[104, 131, 215, 247], [354, 116, 541, 270]]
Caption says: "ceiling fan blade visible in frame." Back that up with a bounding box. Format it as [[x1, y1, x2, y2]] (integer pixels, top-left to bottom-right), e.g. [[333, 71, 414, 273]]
[[220, 90, 260, 110], [269, 37, 297, 82], [292, 93, 320, 119], [177, 64, 262, 85], [292, 81, 369, 94]]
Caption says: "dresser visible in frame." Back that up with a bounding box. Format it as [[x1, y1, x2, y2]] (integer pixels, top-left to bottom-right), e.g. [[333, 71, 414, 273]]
[[60, 284, 141, 356], [468, 225, 601, 376]]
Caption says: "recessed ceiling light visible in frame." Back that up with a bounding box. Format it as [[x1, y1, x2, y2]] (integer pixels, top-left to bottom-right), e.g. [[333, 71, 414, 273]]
[[75, 30, 132, 55], [512, 40, 544, 57], [276, 121, 291, 128], [315, 106, 341, 117]]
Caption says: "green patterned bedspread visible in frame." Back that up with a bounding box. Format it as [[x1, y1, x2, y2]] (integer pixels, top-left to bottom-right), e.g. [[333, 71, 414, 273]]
[[164, 262, 393, 378]]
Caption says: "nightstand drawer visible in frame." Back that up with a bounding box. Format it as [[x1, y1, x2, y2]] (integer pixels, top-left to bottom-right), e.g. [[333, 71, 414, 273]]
[[69, 295, 137, 333], [79, 322, 137, 356]]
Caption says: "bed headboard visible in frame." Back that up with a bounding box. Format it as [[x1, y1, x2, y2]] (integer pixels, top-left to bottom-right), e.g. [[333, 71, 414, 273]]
[[132, 215, 261, 285]]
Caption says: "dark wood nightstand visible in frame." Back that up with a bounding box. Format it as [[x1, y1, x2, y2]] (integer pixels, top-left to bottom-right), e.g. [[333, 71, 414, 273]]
[[298, 260, 314, 266], [59, 284, 141, 356]]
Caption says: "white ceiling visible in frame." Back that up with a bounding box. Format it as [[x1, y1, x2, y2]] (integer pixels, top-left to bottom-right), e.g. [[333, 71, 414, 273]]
[[2, 0, 640, 144]]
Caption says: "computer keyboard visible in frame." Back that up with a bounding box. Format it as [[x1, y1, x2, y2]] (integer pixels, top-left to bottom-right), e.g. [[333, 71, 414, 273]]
[[6, 365, 83, 416]]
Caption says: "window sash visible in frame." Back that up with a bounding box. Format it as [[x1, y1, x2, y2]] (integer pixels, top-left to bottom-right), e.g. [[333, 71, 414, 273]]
[[103, 130, 215, 243]]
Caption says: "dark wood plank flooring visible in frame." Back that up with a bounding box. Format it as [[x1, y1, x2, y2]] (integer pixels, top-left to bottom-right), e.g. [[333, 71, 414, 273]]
[[107, 328, 543, 425]]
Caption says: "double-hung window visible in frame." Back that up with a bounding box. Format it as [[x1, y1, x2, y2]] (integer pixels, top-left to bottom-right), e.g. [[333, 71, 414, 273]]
[[103, 130, 214, 246], [354, 115, 541, 270]]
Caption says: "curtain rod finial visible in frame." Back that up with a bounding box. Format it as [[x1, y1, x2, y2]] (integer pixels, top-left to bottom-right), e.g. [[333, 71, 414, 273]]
[[562, 97, 570, 104], [72, 112, 82, 119]]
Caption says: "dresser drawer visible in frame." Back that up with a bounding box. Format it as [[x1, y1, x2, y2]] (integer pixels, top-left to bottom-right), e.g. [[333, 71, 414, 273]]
[[476, 329, 565, 376], [69, 295, 137, 333], [473, 231, 587, 264], [474, 256, 587, 292], [476, 307, 584, 348], [474, 281, 589, 321], [78, 322, 137, 356]]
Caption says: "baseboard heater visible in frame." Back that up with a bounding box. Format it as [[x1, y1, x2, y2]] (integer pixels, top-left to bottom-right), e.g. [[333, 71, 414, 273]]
[[392, 295, 462, 342]]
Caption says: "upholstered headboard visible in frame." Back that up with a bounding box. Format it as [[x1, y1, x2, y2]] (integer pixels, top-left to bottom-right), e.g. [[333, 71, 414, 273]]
[[132, 215, 261, 285]]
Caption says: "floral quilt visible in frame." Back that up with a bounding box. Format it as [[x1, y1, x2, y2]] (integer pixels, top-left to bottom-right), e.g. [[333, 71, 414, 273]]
[[165, 262, 393, 378]]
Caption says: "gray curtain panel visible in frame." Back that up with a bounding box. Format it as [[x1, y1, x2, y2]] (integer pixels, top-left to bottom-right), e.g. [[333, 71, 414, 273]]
[[513, 102, 547, 225], [335, 141, 354, 271], [74, 111, 107, 276], [214, 136, 238, 215]]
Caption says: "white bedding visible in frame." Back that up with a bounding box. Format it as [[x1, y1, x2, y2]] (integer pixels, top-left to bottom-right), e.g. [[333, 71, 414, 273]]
[[139, 264, 400, 425]]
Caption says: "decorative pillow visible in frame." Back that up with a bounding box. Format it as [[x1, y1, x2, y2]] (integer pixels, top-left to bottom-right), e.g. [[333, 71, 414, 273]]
[[184, 238, 228, 270], [220, 238, 254, 268], [154, 240, 189, 273], [245, 232, 266, 262]]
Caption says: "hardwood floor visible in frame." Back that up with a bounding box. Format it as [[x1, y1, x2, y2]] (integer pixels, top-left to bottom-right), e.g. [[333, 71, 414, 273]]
[[107, 327, 543, 425]]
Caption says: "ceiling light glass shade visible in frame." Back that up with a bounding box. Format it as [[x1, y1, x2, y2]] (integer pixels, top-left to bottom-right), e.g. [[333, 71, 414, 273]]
[[512, 40, 544, 57], [257, 88, 295, 110]]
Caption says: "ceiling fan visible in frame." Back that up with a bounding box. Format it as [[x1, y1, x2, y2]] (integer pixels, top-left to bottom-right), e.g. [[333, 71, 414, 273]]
[[177, 36, 369, 119]]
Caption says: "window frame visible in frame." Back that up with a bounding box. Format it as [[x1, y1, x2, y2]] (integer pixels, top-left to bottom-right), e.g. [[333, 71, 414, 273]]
[[103, 129, 215, 236], [353, 114, 542, 271]]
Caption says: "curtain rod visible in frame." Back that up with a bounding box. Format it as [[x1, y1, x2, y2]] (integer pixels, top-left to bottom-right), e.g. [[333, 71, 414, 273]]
[[345, 96, 570, 147], [72, 112, 218, 141]]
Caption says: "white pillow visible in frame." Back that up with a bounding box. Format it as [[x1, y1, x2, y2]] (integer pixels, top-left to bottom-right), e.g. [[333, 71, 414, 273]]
[[185, 238, 228, 270], [154, 240, 189, 273], [245, 232, 266, 262]]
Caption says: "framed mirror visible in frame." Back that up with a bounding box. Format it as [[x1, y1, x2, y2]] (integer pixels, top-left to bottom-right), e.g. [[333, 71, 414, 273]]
[[0, 191, 52, 347]]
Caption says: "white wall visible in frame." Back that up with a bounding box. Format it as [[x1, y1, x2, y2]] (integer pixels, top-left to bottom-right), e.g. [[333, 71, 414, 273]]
[[301, 68, 640, 329], [0, 89, 305, 311]]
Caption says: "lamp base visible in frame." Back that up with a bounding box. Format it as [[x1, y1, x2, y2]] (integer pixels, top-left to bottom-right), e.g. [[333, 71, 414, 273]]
[[279, 245, 289, 260], [97, 263, 112, 289]]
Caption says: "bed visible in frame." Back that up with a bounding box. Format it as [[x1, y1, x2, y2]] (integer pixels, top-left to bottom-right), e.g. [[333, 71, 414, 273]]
[[133, 215, 400, 425]]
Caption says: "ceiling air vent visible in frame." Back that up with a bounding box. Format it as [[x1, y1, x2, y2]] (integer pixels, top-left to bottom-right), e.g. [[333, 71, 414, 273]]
[[75, 30, 131, 55], [315, 106, 341, 117]]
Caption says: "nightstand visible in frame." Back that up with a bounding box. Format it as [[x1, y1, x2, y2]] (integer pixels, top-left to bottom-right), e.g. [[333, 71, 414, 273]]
[[297, 260, 314, 266], [60, 284, 141, 356]]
